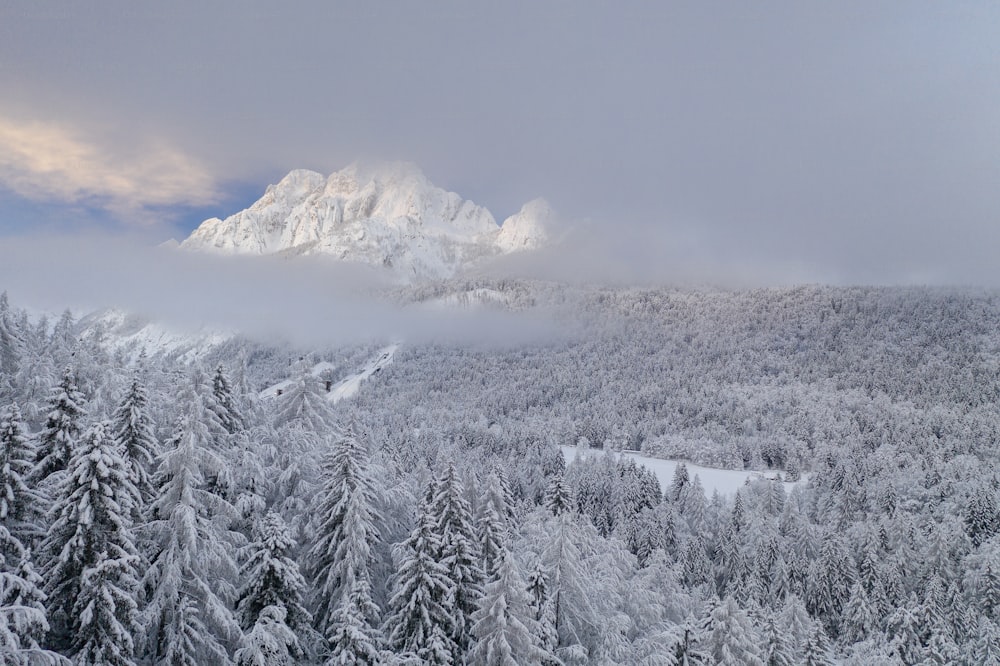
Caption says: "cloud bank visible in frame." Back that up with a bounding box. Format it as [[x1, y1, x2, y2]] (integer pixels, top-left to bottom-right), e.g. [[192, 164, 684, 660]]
[[0, 115, 220, 221]]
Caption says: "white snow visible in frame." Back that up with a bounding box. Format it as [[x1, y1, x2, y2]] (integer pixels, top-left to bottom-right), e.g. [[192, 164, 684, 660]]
[[560, 445, 806, 497], [327, 344, 398, 403], [259, 345, 399, 403], [77, 308, 230, 362], [181, 162, 552, 282]]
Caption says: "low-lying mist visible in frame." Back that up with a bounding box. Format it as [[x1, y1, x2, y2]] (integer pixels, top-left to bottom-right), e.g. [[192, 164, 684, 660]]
[[0, 233, 564, 349]]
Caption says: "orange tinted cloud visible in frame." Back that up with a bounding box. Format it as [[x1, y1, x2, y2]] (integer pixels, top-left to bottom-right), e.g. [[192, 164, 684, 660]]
[[0, 115, 219, 221]]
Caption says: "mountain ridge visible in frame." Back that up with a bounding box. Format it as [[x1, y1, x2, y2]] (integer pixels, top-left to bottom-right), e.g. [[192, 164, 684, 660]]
[[180, 162, 552, 282]]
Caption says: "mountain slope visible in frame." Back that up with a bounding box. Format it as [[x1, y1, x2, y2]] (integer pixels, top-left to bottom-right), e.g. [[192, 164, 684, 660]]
[[181, 162, 550, 281]]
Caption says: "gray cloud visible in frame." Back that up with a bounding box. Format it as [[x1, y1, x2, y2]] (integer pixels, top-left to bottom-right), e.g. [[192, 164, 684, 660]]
[[0, 234, 560, 348], [1, 1, 999, 284]]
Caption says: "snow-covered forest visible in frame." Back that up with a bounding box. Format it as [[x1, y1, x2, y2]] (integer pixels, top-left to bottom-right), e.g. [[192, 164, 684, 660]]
[[3, 281, 1000, 664]]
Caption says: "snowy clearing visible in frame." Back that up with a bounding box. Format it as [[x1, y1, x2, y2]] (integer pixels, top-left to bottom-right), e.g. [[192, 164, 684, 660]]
[[560, 445, 805, 497], [327, 344, 399, 403], [259, 345, 399, 402]]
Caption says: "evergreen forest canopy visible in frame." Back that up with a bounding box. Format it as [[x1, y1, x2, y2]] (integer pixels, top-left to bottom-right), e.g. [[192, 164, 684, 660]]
[[1, 281, 1000, 664]]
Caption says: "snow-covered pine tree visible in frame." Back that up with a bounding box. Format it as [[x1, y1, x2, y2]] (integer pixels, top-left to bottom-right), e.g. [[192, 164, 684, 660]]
[[0, 544, 64, 665], [762, 611, 794, 666], [237, 513, 311, 637], [841, 581, 877, 645], [307, 431, 383, 639], [478, 473, 510, 579], [110, 373, 159, 511], [669, 462, 690, 503], [143, 411, 242, 664], [385, 494, 457, 662], [0, 400, 57, 666], [234, 605, 303, 666], [39, 421, 141, 660], [801, 621, 835, 666], [544, 476, 573, 516], [273, 358, 336, 433], [431, 463, 484, 655], [32, 367, 85, 487], [470, 548, 548, 665], [211, 364, 244, 435], [73, 549, 141, 666], [0, 404, 41, 548], [702, 595, 764, 666], [0, 292, 23, 401], [541, 512, 602, 664], [325, 580, 384, 666]]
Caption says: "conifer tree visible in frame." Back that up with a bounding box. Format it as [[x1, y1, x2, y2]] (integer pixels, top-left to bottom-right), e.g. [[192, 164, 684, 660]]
[[32, 367, 85, 486], [0, 404, 40, 547], [478, 475, 509, 578], [308, 432, 383, 636], [211, 364, 244, 435], [762, 612, 794, 666], [431, 463, 484, 654], [110, 374, 159, 510], [143, 412, 241, 664], [0, 544, 63, 665], [544, 476, 573, 516], [234, 605, 303, 666], [703, 596, 764, 666], [39, 422, 141, 659], [385, 499, 456, 661], [326, 580, 383, 666], [237, 513, 311, 635], [841, 582, 877, 645], [274, 359, 335, 433], [0, 292, 23, 401], [542, 512, 602, 663], [470, 549, 547, 665], [669, 462, 690, 503], [801, 622, 835, 666]]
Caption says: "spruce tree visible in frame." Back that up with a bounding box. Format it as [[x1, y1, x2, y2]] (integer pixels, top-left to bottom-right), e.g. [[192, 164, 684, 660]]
[[703, 596, 764, 666], [143, 412, 241, 664], [544, 476, 573, 517], [431, 463, 484, 655], [273, 359, 335, 433], [307, 432, 383, 636], [32, 367, 85, 486], [237, 513, 311, 635], [326, 581, 383, 666], [802, 622, 835, 666], [470, 549, 547, 665], [542, 512, 602, 663], [110, 374, 159, 510], [0, 544, 62, 665], [385, 497, 456, 661], [0, 292, 22, 401], [39, 421, 141, 659], [478, 476, 508, 578], [211, 364, 244, 435], [234, 605, 303, 666], [0, 404, 40, 547], [841, 581, 877, 645]]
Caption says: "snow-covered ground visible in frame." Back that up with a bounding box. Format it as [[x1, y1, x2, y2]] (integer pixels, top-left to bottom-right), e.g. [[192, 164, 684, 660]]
[[560, 445, 806, 497], [327, 344, 398, 403], [259, 344, 399, 403]]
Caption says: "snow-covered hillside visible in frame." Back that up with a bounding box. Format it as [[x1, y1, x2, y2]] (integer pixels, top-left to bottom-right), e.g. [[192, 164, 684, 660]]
[[181, 162, 551, 282]]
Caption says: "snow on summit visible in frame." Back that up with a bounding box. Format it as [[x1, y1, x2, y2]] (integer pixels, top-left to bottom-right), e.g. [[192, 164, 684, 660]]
[[181, 162, 551, 282]]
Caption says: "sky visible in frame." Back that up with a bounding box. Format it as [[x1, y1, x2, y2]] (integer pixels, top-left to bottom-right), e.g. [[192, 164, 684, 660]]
[[1, 1, 999, 285]]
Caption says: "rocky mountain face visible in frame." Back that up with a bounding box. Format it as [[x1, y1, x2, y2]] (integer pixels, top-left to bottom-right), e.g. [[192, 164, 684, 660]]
[[181, 162, 551, 281]]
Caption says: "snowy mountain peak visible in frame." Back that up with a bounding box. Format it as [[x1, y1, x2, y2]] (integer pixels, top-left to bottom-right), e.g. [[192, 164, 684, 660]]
[[497, 198, 552, 252], [180, 163, 551, 282]]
